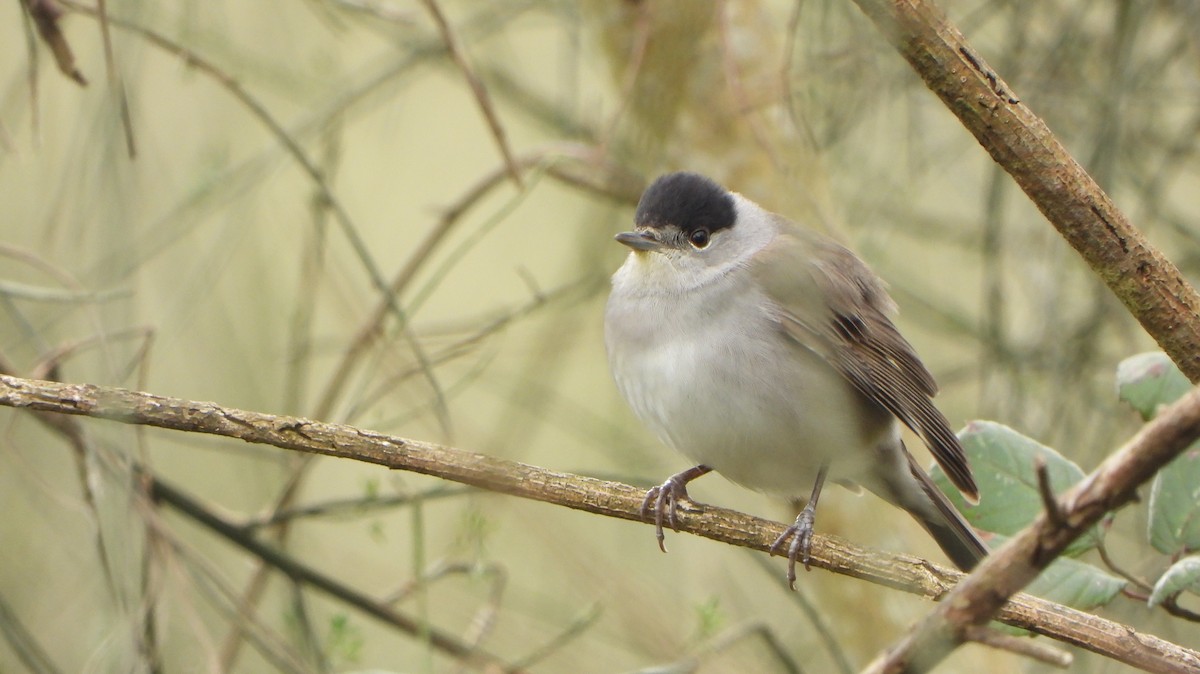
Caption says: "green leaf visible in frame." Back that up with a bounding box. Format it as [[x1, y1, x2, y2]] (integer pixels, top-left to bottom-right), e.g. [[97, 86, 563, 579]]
[[986, 535, 1126, 635], [1115, 353, 1200, 554], [930, 421, 1100, 556], [1027, 550, 1127, 610], [1148, 448, 1200, 555], [1148, 556, 1200, 607], [1116, 352, 1191, 421]]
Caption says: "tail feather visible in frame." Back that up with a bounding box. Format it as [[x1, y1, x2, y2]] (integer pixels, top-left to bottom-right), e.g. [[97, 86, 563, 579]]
[[904, 452, 988, 571]]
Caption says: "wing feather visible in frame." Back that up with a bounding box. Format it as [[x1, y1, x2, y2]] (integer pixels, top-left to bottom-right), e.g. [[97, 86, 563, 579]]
[[752, 227, 978, 500]]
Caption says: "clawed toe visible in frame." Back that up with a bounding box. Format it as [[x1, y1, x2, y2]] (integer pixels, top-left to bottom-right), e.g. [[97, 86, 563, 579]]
[[641, 479, 687, 552], [770, 508, 817, 590], [640, 466, 713, 554], [640, 485, 673, 552]]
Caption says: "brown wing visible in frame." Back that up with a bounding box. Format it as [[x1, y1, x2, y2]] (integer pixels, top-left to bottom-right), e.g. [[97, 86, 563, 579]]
[[751, 227, 978, 501]]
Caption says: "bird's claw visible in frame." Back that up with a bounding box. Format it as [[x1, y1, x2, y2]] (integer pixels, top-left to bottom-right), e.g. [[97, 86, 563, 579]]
[[769, 507, 817, 590], [640, 476, 692, 553]]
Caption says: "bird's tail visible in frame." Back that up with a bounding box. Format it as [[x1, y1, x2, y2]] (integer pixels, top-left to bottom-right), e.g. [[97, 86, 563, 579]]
[[898, 451, 988, 571]]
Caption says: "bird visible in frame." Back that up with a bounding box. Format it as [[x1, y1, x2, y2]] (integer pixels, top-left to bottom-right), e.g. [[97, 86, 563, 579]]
[[604, 171, 986, 586]]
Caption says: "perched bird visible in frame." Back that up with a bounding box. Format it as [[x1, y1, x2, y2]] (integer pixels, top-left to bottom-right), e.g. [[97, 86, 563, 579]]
[[604, 172, 986, 585]]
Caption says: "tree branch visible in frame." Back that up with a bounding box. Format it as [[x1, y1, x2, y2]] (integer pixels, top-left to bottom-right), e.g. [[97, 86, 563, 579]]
[[848, 0, 1200, 383], [864, 385, 1200, 673], [2, 374, 1198, 671]]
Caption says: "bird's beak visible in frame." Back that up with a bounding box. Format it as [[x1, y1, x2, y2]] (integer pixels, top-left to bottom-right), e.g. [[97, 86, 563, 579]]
[[615, 230, 663, 252]]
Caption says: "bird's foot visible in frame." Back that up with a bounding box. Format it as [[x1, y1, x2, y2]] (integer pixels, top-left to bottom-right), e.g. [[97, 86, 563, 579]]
[[769, 506, 818, 590], [640, 465, 711, 553]]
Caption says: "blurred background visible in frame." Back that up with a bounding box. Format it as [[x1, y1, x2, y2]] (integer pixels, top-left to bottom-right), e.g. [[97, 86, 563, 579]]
[[1, 1, 1198, 672]]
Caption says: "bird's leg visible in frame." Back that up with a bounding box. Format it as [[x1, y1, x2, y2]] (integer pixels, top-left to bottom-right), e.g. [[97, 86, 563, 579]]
[[640, 465, 713, 552], [770, 463, 829, 589]]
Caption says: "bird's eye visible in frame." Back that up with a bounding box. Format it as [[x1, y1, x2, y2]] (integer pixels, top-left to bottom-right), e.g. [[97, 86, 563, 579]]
[[688, 229, 710, 248]]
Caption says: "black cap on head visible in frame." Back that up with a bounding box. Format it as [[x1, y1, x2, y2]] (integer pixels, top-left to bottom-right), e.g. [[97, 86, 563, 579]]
[[634, 172, 736, 237]]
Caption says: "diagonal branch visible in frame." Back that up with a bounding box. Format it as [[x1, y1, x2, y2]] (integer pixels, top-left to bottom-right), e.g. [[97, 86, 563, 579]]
[[2, 374, 1199, 671], [148, 472, 519, 672], [864, 385, 1200, 674], [20, 0, 87, 85], [419, 0, 523, 188], [848, 0, 1200, 383]]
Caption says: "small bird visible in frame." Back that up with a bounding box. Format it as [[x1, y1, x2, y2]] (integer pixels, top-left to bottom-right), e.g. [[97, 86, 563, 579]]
[[604, 172, 986, 586]]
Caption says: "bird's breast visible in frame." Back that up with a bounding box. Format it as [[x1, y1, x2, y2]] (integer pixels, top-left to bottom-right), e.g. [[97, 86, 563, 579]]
[[606, 276, 894, 496]]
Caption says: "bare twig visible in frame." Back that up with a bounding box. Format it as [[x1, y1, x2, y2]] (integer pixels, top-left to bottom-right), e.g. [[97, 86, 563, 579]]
[[350, 277, 597, 421], [0, 591, 63, 674], [18, 1, 42, 142], [248, 156, 598, 661], [962, 626, 1071, 669], [2, 374, 1198, 672], [419, 0, 523, 188], [383, 559, 508, 660], [509, 603, 602, 671], [149, 474, 521, 672], [312, 155, 520, 421], [0, 361, 130, 633], [150, 525, 318, 674], [1033, 457, 1066, 529], [93, 0, 135, 157], [702, 622, 804, 674], [328, 0, 414, 23], [749, 553, 854, 674], [1159, 596, 1200, 624], [21, 0, 86, 85], [313, 145, 598, 422], [241, 485, 472, 530]]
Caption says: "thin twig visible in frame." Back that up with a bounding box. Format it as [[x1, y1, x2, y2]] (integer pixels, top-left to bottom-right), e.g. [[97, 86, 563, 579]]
[[148, 514, 327, 674], [2, 359, 509, 671], [748, 552, 854, 674], [962, 626, 1072, 668], [0, 591, 64, 674], [21, 0, 86, 85], [93, 0, 135, 157], [384, 559, 509, 666], [149, 473, 523, 672], [241, 486, 472, 530], [18, 1, 42, 143], [419, 0, 523, 188], [1033, 457, 1066, 529], [350, 277, 594, 423], [313, 145, 596, 423], [509, 603, 602, 671], [1159, 596, 1200, 624], [328, 0, 414, 23]]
